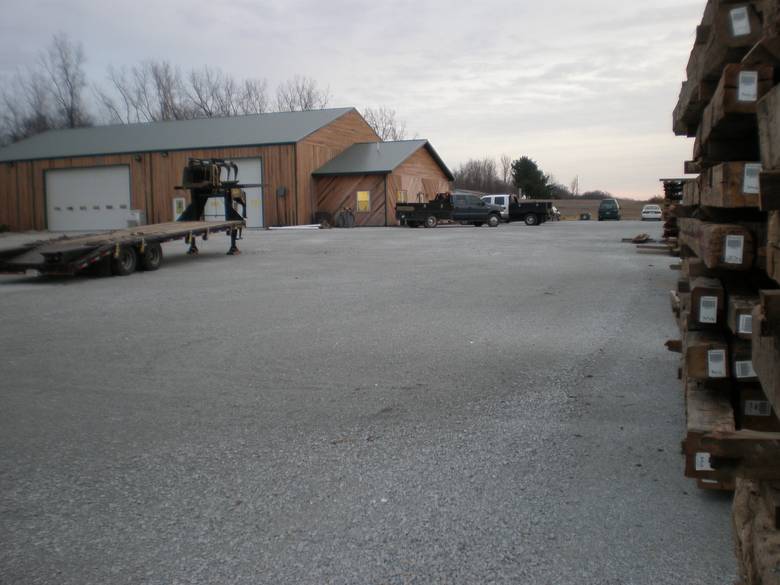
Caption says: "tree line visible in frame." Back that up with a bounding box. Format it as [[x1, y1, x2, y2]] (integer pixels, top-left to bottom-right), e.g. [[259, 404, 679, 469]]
[[453, 155, 619, 200], [0, 34, 408, 145]]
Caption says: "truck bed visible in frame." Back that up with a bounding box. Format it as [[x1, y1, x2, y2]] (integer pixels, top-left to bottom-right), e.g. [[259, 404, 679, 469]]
[[0, 220, 243, 274]]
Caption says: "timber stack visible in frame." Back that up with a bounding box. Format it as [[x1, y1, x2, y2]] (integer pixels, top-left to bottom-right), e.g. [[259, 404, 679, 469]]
[[671, 1, 780, 583]]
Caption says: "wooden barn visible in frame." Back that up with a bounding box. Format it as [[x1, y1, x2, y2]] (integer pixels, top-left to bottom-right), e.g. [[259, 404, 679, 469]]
[[312, 140, 454, 226], [0, 107, 452, 231]]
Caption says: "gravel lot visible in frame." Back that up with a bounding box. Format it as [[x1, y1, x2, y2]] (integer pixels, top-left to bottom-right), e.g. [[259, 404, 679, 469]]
[[0, 221, 735, 584]]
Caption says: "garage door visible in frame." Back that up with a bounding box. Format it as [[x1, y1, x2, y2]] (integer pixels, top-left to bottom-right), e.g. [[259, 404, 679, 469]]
[[46, 166, 132, 231], [202, 158, 263, 228]]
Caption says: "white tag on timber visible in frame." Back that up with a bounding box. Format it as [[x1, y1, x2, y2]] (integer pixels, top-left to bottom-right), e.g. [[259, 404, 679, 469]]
[[735, 360, 756, 379], [738, 314, 753, 335], [701, 479, 719, 485], [743, 163, 761, 194], [730, 7, 751, 36], [699, 296, 718, 324], [708, 349, 727, 378], [695, 452, 714, 471], [745, 400, 771, 417], [738, 71, 759, 102], [723, 235, 745, 264]]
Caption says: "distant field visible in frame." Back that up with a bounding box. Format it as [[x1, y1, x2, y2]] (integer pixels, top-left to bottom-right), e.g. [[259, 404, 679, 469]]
[[549, 199, 649, 221]]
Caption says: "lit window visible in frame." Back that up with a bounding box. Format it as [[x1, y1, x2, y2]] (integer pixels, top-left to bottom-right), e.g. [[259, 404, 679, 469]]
[[357, 191, 370, 213], [397, 190, 407, 203]]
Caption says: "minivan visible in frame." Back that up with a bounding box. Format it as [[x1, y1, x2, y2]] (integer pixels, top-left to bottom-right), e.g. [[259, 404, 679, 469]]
[[598, 199, 621, 221]]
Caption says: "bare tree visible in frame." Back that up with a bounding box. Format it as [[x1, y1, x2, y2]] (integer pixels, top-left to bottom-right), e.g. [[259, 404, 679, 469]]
[[40, 33, 91, 128], [362, 106, 407, 141], [499, 154, 512, 186], [186, 66, 268, 117], [453, 158, 501, 193], [237, 78, 269, 115], [275, 76, 330, 112], [569, 176, 579, 197], [95, 60, 193, 123], [0, 69, 56, 144]]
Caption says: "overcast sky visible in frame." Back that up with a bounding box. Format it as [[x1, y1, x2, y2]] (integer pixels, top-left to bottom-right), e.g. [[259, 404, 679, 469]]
[[0, 0, 705, 198]]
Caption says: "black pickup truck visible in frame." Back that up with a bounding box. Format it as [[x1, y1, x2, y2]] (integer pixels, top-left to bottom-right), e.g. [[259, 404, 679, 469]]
[[396, 193, 502, 228]]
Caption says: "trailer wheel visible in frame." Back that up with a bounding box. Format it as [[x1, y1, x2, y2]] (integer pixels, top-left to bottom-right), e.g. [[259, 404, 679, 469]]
[[140, 243, 163, 271], [487, 215, 500, 228], [524, 214, 538, 226], [111, 246, 138, 276], [424, 216, 438, 228]]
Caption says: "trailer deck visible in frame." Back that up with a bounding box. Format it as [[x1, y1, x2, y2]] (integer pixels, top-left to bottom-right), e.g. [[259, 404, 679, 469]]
[[0, 220, 243, 275]]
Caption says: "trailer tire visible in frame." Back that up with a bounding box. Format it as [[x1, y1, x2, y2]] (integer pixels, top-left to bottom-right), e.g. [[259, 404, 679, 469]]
[[140, 243, 163, 271], [424, 215, 438, 228], [524, 214, 538, 226], [111, 246, 138, 276], [487, 214, 500, 228]]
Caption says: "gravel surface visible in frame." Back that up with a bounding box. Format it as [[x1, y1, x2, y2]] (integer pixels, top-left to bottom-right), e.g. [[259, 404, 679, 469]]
[[0, 221, 735, 584]]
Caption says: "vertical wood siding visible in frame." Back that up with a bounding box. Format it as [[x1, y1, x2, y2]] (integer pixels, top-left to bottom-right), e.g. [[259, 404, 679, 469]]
[[386, 147, 452, 225], [0, 145, 296, 230], [314, 174, 387, 226], [296, 110, 379, 224]]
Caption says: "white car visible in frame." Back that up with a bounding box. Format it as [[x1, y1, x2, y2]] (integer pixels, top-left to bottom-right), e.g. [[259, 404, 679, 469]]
[[481, 194, 511, 220], [641, 204, 662, 221]]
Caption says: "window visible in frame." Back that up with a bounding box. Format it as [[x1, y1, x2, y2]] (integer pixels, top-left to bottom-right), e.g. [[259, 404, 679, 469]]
[[397, 190, 407, 203], [495, 196, 506, 206], [357, 191, 370, 213]]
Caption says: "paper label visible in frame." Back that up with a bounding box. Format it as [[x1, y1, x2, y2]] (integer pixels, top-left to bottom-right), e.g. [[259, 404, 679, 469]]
[[738, 71, 759, 102], [730, 7, 751, 36], [745, 400, 771, 417], [723, 235, 745, 265], [695, 452, 714, 471], [743, 163, 761, 194], [738, 314, 753, 335], [708, 349, 727, 378], [735, 360, 756, 379], [699, 296, 718, 324]]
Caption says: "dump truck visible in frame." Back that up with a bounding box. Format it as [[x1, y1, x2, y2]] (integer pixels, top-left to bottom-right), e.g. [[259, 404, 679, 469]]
[[0, 159, 254, 277]]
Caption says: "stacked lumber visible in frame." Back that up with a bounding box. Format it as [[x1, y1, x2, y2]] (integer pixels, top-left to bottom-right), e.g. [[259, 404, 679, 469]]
[[671, 2, 780, 581], [661, 178, 685, 241]]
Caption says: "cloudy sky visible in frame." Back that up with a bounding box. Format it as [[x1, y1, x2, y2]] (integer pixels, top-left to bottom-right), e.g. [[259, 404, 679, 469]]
[[0, 0, 705, 198]]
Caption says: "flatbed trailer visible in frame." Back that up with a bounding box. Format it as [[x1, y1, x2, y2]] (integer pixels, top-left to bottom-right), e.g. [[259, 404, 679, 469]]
[[0, 220, 244, 276], [0, 158, 254, 278]]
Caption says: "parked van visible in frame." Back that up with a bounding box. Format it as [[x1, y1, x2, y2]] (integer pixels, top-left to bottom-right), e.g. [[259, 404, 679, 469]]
[[481, 194, 512, 220], [598, 198, 621, 221]]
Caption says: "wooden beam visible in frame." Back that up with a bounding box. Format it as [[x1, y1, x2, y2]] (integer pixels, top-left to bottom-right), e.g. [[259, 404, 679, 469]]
[[758, 84, 780, 170], [727, 293, 758, 340], [683, 378, 736, 483], [679, 217, 757, 270], [690, 276, 726, 328], [684, 329, 731, 380]]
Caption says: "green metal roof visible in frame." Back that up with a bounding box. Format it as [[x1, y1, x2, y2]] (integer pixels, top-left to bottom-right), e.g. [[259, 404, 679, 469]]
[[312, 140, 454, 181], [0, 107, 355, 162]]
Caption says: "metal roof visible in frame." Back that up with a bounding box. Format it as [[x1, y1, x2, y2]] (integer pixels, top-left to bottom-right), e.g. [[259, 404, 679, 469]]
[[312, 140, 454, 181], [0, 107, 356, 162]]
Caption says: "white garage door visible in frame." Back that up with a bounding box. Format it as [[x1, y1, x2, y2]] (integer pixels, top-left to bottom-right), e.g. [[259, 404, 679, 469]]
[[46, 166, 132, 231], [203, 158, 263, 228]]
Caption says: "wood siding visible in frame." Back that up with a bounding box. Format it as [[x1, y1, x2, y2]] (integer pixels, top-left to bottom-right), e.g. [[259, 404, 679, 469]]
[[0, 144, 295, 230], [296, 110, 379, 224], [386, 148, 451, 225], [314, 174, 387, 227]]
